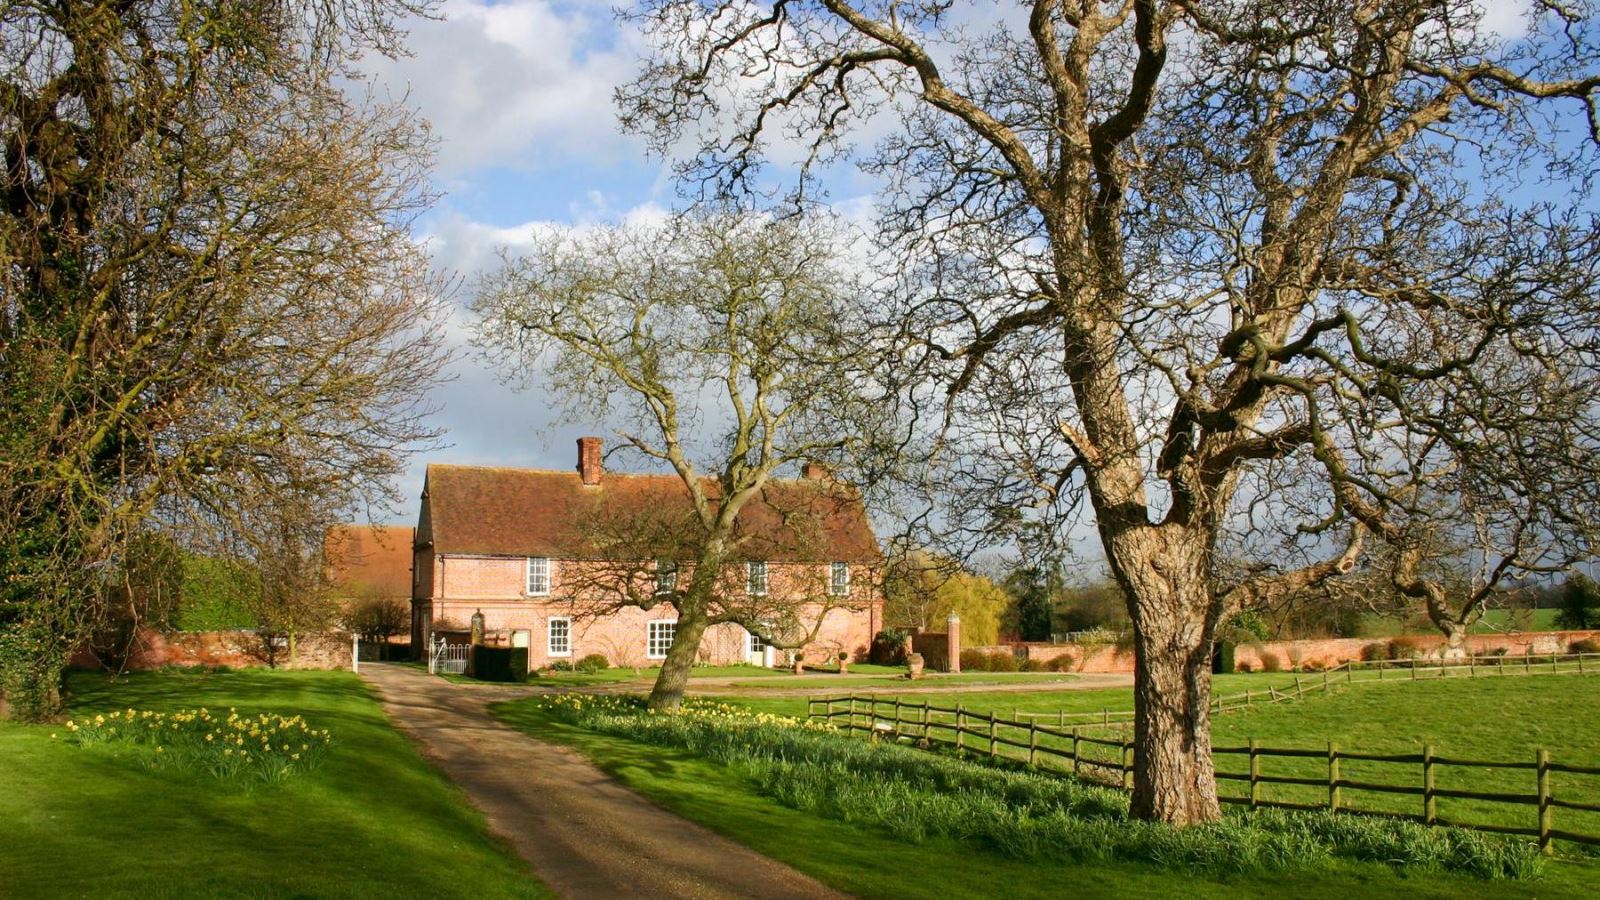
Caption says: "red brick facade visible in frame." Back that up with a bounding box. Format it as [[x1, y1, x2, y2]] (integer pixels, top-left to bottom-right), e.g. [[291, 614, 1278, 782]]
[[414, 554, 881, 669]]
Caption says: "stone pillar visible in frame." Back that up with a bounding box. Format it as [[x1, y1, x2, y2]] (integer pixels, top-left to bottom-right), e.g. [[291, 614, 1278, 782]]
[[947, 613, 962, 673]]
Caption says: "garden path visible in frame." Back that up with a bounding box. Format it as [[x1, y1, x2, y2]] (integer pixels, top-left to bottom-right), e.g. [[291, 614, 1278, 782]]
[[361, 663, 845, 900]]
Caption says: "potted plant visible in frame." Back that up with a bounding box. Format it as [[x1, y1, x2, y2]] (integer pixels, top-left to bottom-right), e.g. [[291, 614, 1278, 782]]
[[837, 650, 850, 675]]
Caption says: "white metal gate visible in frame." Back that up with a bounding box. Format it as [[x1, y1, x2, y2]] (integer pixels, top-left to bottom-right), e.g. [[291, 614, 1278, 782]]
[[429, 637, 469, 675]]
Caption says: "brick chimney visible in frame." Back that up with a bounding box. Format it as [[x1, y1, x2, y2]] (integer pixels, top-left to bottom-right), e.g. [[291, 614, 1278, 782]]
[[802, 461, 830, 480], [577, 436, 603, 485]]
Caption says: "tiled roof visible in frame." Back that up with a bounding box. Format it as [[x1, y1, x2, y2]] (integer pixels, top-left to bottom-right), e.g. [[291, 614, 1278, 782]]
[[325, 524, 414, 599], [421, 464, 881, 562]]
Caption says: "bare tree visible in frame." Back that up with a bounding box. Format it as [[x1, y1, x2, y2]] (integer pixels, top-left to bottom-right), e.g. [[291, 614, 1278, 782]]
[[618, 1, 1600, 822], [473, 210, 883, 709], [0, 0, 449, 718]]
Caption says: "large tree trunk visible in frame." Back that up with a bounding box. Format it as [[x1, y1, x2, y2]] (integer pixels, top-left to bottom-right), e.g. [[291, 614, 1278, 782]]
[[1110, 525, 1225, 825], [1128, 612, 1221, 823], [647, 608, 709, 711]]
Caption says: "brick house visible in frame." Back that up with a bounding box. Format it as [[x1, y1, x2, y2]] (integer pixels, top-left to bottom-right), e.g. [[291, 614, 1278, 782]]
[[411, 438, 884, 670]]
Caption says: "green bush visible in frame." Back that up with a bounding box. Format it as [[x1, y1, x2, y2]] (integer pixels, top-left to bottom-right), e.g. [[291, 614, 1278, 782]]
[[959, 649, 992, 671], [1021, 658, 1047, 672], [1360, 641, 1392, 662], [534, 695, 1541, 880], [989, 651, 1020, 672], [575, 653, 610, 673], [1259, 652, 1284, 672], [1388, 636, 1431, 660], [1570, 638, 1600, 654], [1045, 653, 1077, 672], [1212, 641, 1235, 674], [471, 647, 528, 683]]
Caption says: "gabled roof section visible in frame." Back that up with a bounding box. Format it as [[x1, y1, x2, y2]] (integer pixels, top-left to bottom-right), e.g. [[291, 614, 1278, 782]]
[[325, 524, 414, 599], [422, 464, 881, 562]]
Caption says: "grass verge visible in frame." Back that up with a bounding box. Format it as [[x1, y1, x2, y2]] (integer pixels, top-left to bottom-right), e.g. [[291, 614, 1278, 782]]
[[494, 694, 1598, 899], [1, 668, 550, 899]]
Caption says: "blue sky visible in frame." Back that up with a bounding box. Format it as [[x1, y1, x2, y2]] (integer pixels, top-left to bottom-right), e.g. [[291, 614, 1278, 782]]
[[357, 0, 1563, 532], [356, 0, 674, 523]]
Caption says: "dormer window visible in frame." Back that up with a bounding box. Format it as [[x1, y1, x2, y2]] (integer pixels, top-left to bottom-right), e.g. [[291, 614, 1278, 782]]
[[830, 561, 850, 596], [655, 559, 678, 595], [525, 557, 551, 596], [746, 560, 768, 596]]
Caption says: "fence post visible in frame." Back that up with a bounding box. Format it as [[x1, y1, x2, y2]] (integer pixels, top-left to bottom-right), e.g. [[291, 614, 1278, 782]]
[[1328, 741, 1341, 812], [1411, 663, 1418, 682], [1423, 743, 1437, 825], [989, 714, 998, 760], [922, 701, 930, 742], [1072, 727, 1081, 775], [1469, 656, 1475, 677], [1249, 739, 1260, 809], [956, 704, 965, 751], [1580, 653, 1586, 675], [1499, 655, 1505, 676], [1122, 742, 1133, 790], [893, 698, 902, 739], [1346, 663, 1353, 684], [1295, 675, 1303, 696], [1538, 748, 1552, 855], [1323, 669, 1329, 691], [848, 696, 857, 730], [1028, 721, 1038, 766], [1103, 708, 1110, 727], [1058, 709, 1065, 728]]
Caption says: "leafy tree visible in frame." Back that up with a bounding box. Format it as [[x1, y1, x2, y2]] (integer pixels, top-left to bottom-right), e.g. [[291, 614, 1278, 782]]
[[0, 1, 448, 718], [342, 597, 410, 643], [1004, 561, 1064, 642], [1557, 575, 1600, 631], [473, 210, 883, 710], [882, 550, 1010, 646], [619, 0, 1600, 823]]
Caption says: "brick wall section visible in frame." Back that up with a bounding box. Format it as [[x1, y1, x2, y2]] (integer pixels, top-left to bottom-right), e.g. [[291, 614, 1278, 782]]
[[960, 630, 1600, 675], [911, 632, 951, 671], [418, 553, 882, 670], [71, 628, 355, 671], [1235, 629, 1600, 671]]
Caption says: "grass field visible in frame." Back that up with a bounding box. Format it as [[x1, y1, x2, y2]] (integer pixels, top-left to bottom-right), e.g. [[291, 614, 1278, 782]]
[[1355, 609, 1564, 637], [493, 696, 1598, 899], [724, 671, 1600, 847], [0, 669, 548, 899]]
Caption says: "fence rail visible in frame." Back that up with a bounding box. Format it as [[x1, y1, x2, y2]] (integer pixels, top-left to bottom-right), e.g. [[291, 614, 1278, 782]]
[[808, 684, 1600, 853]]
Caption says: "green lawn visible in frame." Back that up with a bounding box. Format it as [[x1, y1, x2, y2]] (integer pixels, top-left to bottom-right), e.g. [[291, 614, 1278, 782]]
[[492, 697, 1598, 899], [1, 668, 549, 899], [724, 670, 1600, 846], [721, 671, 1079, 690]]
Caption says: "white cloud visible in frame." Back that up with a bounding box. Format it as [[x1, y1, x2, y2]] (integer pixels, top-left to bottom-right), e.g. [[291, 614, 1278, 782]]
[[359, 0, 643, 175]]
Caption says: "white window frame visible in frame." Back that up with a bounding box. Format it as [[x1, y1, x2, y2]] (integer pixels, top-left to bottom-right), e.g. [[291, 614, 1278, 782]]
[[525, 557, 551, 596], [746, 560, 768, 596], [547, 616, 571, 658], [830, 561, 850, 596], [747, 627, 766, 655], [647, 620, 678, 660], [655, 558, 678, 595]]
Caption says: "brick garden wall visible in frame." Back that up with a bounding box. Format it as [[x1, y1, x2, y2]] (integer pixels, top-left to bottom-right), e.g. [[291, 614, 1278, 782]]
[[70, 628, 357, 672], [961, 629, 1600, 675]]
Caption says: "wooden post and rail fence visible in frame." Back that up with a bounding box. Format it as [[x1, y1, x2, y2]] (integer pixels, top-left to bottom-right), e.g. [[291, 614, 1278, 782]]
[[806, 651, 1600, 854]]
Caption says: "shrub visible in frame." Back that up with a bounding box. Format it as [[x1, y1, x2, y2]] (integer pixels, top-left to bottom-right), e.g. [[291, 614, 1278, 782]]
[[1045, 653, 1077, 672], [1259, 653, 1284, 672], [1235, 660, 1255, 673], [472, 647, 528, 683], [988, 651, 1020, 672], [1388, 636, 1431, 660], [870, 629, 910, 665], [1212, 641, 1235, 674], [1570, 638, 1600, 654], [1021, 658, 1047, 672], [959, 649, 992, 671], [575, 653, 610, 673], [1360, 641, 1392, 662]]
